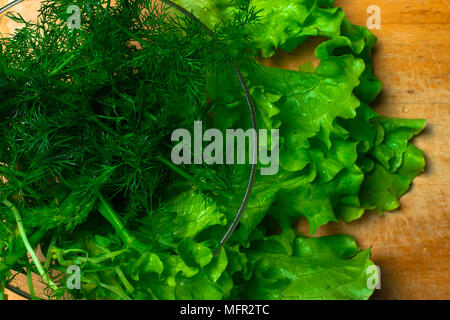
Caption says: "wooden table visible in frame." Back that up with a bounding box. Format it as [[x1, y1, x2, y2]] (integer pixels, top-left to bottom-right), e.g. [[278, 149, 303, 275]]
[[328, 0, 450, 300], [1, 0, 449, 300]]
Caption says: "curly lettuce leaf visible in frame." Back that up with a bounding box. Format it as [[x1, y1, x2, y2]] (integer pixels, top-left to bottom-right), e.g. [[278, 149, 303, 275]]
[[271, 165, 364, 234], [245, 55, 364, 172], [243, 0, 345, 57], [173, 0, 345, 57], [360, 143, 425, 212], [240, 231, 376, 300]]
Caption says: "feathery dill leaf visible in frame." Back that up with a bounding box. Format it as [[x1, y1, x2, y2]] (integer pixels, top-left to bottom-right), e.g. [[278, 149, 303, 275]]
[[0, 0, 258, 299]]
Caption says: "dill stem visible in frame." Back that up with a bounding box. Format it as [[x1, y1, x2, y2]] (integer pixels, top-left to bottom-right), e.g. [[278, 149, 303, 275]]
[[158, 155, 232, 200], [48, 54, 75, 77], [97, 194, 132, 245], [99, 282, 131, 300], [97, 194, 147, 251], [115, 266, 135, 294], [0, 229, 47, 273], [0, 283, 4, 300], [25, 261, 37, 300], [2, 200, 58, 291], [44, 235, 57, 271]]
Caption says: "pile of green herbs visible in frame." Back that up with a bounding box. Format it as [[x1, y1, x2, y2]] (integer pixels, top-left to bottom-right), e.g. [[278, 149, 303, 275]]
[[0, 0, 425, 300]]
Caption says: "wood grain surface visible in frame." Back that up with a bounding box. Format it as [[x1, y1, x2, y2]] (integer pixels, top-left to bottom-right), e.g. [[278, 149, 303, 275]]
[[1, 0, 449, 300]]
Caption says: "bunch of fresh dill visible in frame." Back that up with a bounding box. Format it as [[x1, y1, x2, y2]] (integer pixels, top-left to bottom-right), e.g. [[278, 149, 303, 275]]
[[0, 0, 258, 299]]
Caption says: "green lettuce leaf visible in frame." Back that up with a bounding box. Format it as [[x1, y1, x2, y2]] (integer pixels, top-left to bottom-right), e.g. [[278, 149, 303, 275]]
[[240, 232, 376, 300], [173, 0, 345, 57], [245, 55, 364, 172], [361, 143, 426, 212]]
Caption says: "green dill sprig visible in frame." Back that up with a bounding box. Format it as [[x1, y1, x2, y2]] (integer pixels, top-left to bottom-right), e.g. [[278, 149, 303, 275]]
[[0, 0, 259, 299]]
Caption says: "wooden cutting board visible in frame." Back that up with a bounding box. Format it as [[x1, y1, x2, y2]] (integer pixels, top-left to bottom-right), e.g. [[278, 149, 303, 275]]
[[1, 0, 449, 300]]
